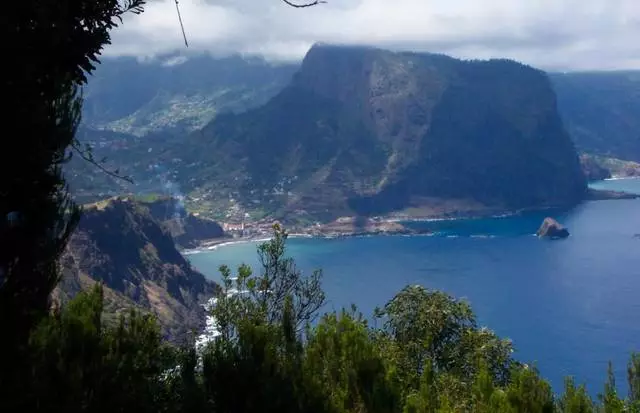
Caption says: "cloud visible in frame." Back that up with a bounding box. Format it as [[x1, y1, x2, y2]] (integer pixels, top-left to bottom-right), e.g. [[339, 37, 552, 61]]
[[107, 0, 640, 71]]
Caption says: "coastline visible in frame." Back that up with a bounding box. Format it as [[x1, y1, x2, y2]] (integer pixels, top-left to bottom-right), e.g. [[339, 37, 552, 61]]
[[182, 237, 271, 255], [182, 183, 639, 254], [605, 176, 640, 181], [181, 210, 538, 254]]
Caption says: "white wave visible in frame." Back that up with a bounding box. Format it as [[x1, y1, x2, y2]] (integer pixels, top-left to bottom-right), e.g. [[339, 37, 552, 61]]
[[182, 249, 204, 255], [604, 176, 640, 181], [289, 233, 313, 238], [194, 289, 248, 355], [206, 238, 271, 251]]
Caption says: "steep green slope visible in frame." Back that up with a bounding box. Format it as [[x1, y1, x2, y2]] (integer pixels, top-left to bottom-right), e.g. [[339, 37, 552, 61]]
[[139, 196, 227, 248], [68, 54, 297, 204], [175, 45, 586, 220], [82, 54, 298, 136], [58, 197, 217, 342], [550, 71, 640, 162]]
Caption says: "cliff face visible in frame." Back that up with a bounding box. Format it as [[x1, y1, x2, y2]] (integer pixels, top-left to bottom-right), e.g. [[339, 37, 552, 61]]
[[580, 154, 612, 181], [579, 154, 640, 181], [59, 198, 217, 342], [189, 44, 586, 219], [140, 197, 226, 248]]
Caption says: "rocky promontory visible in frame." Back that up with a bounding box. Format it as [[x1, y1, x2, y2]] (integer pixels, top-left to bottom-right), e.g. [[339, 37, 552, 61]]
[[537, 217, 570, 239], [139, 196, 227, 248], [58, 197, 218, 342], [304, 216, 416, 238]]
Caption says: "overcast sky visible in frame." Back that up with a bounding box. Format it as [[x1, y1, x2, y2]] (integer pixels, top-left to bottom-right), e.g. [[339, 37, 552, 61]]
[[108, 0, 640, 71]]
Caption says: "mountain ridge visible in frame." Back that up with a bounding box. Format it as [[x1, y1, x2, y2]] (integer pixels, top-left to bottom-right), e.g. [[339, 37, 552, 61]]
[[171, 44, 586, 221], [83, 53, 298, 136], [68, 46, 640, 222]]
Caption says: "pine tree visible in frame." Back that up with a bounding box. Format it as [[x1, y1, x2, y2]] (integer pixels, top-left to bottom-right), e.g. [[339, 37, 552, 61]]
[[599, 362, 625, 413]]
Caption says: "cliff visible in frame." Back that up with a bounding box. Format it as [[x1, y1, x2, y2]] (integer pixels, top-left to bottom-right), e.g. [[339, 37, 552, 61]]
[[58, 198, 218, 342], [182, 44, 586, 220], [580, 154, 612, 181], [579, 154, 640, 181], [138, 196, 226, 248]]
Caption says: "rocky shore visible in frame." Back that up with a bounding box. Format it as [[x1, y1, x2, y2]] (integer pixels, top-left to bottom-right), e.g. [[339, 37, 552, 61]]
[[586, 188, 640, 200], [182, 187, 639, 251]]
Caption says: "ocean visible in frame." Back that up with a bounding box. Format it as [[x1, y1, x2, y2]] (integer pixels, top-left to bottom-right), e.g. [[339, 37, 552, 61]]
[[188, 178, 640, 394]]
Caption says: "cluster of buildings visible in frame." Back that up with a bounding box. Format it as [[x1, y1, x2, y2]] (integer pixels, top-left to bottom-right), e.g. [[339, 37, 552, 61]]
[[221, 219, 283, 239]]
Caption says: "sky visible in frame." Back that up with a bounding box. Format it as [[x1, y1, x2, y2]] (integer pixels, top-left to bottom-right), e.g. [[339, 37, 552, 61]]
[[108, 0, 640, 71]]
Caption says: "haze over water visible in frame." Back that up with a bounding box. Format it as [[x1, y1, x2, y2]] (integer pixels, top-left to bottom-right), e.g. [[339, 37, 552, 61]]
[[189, 178, 640, 394]]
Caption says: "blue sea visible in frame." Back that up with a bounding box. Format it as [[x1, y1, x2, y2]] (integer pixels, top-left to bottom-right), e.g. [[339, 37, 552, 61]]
[[188, 178, 640, 394]]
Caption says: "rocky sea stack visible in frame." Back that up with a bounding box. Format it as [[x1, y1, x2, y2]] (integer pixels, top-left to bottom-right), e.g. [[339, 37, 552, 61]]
[[537, 217, 570, 239]]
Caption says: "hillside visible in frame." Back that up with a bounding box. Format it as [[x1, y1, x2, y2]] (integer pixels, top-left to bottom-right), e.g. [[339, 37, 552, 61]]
[[550, 71, 640, 162], [67, 52, 640, 212], [138, 196, 227, 248], [171, 44, 586, 221], [68, 54, 297, 204], [82, 54, 298, 136], [580, 153, 640, 181], [57, 197, 218, 342]]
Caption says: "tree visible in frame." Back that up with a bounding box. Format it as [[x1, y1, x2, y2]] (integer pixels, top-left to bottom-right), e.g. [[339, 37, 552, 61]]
[[198, 226, 327, 413], [27, 285, 169, 413], [504, 365, 555, 413], [629, 353, 640, 411], [304, 308, 400, 413], [557, 377, 594, 413], [599, 362, 625, 413], [374, 285, 513, 395], [213, 224, 325, 341], [0, 0, 146, 407]]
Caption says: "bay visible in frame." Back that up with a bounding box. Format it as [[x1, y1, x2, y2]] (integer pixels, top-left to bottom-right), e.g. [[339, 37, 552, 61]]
[[188, 178, 640, 393]]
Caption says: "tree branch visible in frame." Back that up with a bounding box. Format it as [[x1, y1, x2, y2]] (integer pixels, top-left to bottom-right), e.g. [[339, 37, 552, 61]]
[[281, 0, 327, 8], [71, 142, 134, 184]]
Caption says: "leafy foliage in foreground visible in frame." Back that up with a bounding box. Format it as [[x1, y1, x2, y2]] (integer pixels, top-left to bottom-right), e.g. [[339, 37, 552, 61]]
[[8, 226, 640, 413]]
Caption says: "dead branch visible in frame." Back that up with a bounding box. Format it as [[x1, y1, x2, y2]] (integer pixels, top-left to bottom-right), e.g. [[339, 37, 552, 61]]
[[71, 142, 134, 184], [281, 0, 327, 8]]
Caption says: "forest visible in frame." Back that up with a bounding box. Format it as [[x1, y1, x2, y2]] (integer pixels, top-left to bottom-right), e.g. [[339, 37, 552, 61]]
[[7, 227, 640, 413]]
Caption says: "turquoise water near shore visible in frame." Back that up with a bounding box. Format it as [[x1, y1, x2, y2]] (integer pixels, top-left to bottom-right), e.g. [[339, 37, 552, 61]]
[[188, 179, 640, 393]]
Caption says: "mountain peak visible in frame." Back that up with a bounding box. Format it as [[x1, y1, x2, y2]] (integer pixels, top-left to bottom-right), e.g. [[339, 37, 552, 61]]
[[186, 46, 586, 220]]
